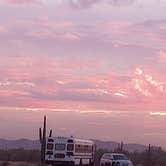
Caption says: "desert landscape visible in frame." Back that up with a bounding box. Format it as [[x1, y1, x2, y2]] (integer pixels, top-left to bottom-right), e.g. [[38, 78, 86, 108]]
[[0, 0, 166, 166]]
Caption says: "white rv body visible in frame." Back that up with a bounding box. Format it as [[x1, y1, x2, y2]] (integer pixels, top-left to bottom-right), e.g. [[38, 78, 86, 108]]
[[45, 136, 95, 166]]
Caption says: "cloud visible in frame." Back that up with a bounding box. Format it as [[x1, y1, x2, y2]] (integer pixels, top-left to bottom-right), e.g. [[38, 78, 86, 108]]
[[0, 81, 35, 87], [132, 68, 165, 97], [108, 0, 135, 6], [150, 112, 166, 116], [0, 51, 166, 111], [67, 0, 100, 9], [138, 19, 166, 28], [2, 0, 136, 8], [31, 19, 73, 29], [63, 33, 81, 41], [25, 66, 165, 107], [159, 50, 166, 62], [66, 0, 135, 9], [0, 26, 8, 33], [132, 19, 166, 48], [4, 0, 39, 5], [16, 18, 81, 41]]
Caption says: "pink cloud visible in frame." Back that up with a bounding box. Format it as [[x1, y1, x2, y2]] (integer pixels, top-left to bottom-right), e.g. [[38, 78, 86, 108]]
[[67, 0, 100, 9], [98, 21, 131, 35], [63, 33, 81, 41], [34, 19, 73, 29], [27, 29, 57, 39], [133, 67, 165, 93], [159, 50, 166, 62], [67, 0, 135, 9], [17, 18, 81, 41], [1, 53, 166, 111], [4, 0, 39, 5], [0, 26, 8, 33], [28, 30, 81, 41]]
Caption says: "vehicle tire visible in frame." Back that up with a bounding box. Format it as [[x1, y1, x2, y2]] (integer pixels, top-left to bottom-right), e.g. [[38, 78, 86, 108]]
[[112, 162, 115, 166], [108, 162, 111, 166], [89, 160, 94, 166], [79, 159, 82, 166], [69, 163, 74, 166], [90, 162, 95, 166], [116, 162, 120, 166]]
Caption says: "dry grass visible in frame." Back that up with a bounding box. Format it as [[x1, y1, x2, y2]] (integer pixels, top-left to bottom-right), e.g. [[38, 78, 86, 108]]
[[0, 161, 39, 166], [0, 162, 143, 166]]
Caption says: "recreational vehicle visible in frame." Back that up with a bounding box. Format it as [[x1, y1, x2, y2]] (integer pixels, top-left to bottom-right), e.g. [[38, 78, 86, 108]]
[[45, 136, 95, 166]]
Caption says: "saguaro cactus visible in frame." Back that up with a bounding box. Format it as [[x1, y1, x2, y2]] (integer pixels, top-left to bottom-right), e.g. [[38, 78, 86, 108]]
[[120, 141, 123, 152], [147, 144, 151, 166], [117, 141, 124, 152], [39, 115, 47, 166]]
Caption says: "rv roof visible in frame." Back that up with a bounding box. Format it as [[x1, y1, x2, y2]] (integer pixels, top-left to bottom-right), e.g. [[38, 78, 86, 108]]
[[47, 136, 94, 144]]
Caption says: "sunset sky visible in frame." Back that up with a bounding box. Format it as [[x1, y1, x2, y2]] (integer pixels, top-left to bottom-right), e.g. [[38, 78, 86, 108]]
[[0, 0, 166, 148]]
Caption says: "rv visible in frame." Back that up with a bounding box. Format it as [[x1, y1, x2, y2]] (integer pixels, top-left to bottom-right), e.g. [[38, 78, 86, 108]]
[[45, 136, 95, 166]]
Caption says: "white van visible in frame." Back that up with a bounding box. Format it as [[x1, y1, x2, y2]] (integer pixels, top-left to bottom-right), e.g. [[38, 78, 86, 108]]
[[100, 153, 133, 166]]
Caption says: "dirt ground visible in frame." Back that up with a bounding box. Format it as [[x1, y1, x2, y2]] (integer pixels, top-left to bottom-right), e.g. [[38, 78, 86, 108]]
[[0, 161, 39, 166]]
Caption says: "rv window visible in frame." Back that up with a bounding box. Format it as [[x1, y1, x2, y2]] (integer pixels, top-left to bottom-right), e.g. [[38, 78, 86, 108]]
[[48, 139, 54, 142], [46, 151, 53, 155], [55, 144, 66, 150], [47, 143, 53, 150], [68, 139, 74, 143], [67, 144, 74, 151], [75, 144, 92, 153]]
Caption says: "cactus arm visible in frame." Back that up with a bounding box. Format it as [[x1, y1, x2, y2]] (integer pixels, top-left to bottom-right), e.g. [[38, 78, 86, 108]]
[[39, 128, 42, 143], [49, 129, 52, 137]]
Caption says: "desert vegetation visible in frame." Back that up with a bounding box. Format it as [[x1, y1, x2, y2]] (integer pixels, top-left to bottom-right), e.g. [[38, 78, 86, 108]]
[[95, 146, 166, 166], [0, 149, 40, 166], [0, 161, 37, 166], [0, 147, 166, 166]]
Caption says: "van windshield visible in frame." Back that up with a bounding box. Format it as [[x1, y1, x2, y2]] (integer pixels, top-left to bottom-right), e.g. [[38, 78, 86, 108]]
[[113, 155, 128, 160]]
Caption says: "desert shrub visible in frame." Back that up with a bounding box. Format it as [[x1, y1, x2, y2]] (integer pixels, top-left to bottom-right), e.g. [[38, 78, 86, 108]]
[[0, 161, 9, 166], [0, 147, 166, 166], [0, 149, 40, 163]]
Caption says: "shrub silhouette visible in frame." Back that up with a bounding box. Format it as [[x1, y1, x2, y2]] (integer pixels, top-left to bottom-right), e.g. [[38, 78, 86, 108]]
[[0, 147, 166, 166]]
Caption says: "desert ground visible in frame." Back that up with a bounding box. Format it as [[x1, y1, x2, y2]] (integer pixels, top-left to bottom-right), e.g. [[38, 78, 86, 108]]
[[0, 161, 39, 166]]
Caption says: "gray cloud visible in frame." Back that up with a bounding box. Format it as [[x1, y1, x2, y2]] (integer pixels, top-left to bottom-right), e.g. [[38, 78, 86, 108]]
[[66, 0, 135, 9], [108, 0, 135, 6], [67, 0, 100, 9], [137, 19, 166, 27]]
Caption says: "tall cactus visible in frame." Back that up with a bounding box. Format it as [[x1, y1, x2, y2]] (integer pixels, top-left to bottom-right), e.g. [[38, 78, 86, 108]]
[[120, 141, 123, 152], [39, 115, 46, 166], [147, 144, 151, 166], [117, 141, 123, 152]]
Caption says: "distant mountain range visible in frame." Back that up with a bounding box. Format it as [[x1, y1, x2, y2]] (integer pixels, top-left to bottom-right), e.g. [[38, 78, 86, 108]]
[[94, 140, 148, 152], [0, 138, 40, 150], [0, 138, 148, 152]]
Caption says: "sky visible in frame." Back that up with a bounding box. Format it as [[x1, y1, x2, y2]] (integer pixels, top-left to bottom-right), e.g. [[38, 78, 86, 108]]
[[0, 0, 166, 148]]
